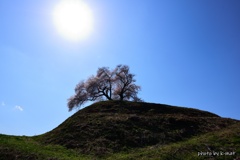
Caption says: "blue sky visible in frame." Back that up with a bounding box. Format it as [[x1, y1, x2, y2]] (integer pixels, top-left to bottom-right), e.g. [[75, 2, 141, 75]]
[[1, 0, 240, 136]]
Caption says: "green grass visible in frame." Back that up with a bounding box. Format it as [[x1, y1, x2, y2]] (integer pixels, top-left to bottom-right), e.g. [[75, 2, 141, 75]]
[[0, 123, 240, 160], [1, 122, 239, 160], [0, 134, 92, 160]]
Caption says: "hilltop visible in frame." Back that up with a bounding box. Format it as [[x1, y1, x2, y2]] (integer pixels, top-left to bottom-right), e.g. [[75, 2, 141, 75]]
[[0, 101, 239, 159], [38, 101, 238, 155]]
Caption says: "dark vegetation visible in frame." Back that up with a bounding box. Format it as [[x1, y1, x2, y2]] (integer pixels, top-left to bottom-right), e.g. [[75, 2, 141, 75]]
[[0, 101, 239, 159], [39, 101, 238, 155]]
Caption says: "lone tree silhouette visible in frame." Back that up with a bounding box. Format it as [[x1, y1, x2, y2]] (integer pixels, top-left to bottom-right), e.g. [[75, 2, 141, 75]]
[[68, 64, 142, 111]]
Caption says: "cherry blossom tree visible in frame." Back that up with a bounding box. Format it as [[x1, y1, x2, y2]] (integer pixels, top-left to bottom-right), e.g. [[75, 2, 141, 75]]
[[67, 65, 142, 111]]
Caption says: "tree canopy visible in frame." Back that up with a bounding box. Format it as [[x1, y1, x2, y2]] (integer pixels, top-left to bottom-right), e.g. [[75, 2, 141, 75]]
[[67, 65, 142, 111]]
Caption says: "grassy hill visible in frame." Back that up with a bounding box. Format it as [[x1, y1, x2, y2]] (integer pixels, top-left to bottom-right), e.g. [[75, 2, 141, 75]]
[[0, 101, 239, 159]]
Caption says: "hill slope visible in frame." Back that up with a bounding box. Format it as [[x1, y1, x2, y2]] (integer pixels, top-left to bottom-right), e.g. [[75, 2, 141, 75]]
[[38, 101, 239, 155], [1, 122, 239, 159], [106, 122, 240, 160]]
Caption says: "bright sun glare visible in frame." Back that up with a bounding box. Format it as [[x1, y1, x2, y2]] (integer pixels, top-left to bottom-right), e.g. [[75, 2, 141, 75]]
[[52, 0, 94, 41]]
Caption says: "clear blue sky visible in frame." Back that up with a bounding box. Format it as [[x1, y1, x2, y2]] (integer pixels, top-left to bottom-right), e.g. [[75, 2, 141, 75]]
[[1, 0, 240, 136]]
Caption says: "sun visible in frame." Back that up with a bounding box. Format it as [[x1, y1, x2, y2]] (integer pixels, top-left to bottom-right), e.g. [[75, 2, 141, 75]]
[[52, 0, 94, 41]]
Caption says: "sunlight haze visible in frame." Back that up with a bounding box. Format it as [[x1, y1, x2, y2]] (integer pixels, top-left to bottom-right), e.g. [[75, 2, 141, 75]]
[[52, 0, 94, 41]]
